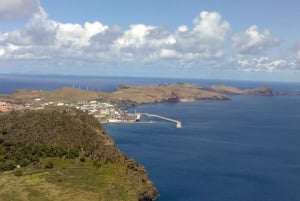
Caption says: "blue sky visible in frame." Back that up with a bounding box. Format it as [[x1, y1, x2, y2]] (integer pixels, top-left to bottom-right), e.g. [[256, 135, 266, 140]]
[[0, 0, 300, 81]]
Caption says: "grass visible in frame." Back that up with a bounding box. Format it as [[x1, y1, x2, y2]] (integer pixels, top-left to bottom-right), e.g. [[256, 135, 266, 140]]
[[0, 157, 145, 201]]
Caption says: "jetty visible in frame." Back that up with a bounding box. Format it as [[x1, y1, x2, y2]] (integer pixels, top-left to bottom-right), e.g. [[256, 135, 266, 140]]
[[140, 113, 182, 128]]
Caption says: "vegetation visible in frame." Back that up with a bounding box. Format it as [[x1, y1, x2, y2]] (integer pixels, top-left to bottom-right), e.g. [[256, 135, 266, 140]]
[[0, 108, 158, 201]]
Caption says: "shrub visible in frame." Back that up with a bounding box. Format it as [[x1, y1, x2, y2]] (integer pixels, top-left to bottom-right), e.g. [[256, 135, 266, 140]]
[[19, 158, 31, 167], [2, 160, 16, 171], [44, 161, 54, 169], [68, 148, 79, 159], [14, 168, 23, 177], [93, 160, 101, 168]]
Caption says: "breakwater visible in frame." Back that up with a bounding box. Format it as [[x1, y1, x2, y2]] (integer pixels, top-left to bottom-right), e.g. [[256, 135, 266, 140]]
[[140, 113, 182, 128]]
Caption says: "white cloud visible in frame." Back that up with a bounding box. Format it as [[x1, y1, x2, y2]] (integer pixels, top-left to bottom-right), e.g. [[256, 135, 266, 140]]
[[115, 24, 155, 48], [193, 11, 230, 42], [108, 11, 230, 65], [0, 10, 231, 65], [171, 11, 230, 63], [1, 6, 299, 73], [56, 21, 108, 47], [177, 25, 188, 32], [235, 56, 289, 72], [159, 49, 180, 59], [25, 8, 57, 45], [232, 25, 279, 55], [0, 0, 40, 20]]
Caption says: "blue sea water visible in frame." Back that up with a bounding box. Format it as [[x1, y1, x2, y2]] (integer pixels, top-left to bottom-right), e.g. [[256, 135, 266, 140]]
[[1, 74, 300, 94], [105, 95, 300, 201], [1, 75, 300, 201]]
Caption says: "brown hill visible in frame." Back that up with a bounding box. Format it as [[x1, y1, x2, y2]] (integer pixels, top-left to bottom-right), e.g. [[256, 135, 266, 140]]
[[10, 87, 109, 103], [211, 85, 277, 96], [1, 83, 279, 106], [111, 83, 229, 104]]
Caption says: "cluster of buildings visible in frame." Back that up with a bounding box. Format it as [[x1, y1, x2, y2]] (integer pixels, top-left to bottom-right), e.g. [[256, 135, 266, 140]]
[[0, 101, 24, 112], [0, 99, 139, 124], [71, 100, 140, 123]]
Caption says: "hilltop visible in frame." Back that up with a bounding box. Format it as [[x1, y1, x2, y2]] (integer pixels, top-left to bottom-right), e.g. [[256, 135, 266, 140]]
[[110, 83, 229, 104], [8, 87, 110, 103], [0, 107, 158, 201]]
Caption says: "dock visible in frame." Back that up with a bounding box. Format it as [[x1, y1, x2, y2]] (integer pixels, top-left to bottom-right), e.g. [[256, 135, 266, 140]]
[[140, 113, 182, 128]]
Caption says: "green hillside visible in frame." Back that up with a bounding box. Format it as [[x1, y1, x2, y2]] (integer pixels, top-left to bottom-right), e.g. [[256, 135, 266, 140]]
[[0, 108, 158, 201]]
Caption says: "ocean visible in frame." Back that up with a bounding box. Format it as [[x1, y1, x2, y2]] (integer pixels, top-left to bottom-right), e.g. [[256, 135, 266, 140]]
[[1, 75, 300, 201]]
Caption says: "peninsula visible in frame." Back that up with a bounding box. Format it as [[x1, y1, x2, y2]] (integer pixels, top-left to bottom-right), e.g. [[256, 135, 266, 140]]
[[0, 82, 278, 106], [0, 82, 280, 200], [0, 82, 279, 126]]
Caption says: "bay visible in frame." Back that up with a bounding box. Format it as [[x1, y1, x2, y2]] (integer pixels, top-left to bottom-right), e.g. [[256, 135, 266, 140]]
[[105, 95, 300, 201], [1, 74, 300, 201]]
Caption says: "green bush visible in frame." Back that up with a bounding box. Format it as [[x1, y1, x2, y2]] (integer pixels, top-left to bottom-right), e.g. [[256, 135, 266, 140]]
[[14, 168, 23, 177], [68, 148, 79, 159], [0, 160, 16, 171], [44, 161, 54, 169], [19, 158, 31, 167], [93, 160, 101, 168]]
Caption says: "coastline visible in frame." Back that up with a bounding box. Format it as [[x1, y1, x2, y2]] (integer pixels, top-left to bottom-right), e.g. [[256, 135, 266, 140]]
[[1, 78, 300, 201]]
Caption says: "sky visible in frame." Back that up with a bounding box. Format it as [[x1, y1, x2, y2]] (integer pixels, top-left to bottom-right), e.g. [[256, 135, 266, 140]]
[[0, 0, 300, 81]]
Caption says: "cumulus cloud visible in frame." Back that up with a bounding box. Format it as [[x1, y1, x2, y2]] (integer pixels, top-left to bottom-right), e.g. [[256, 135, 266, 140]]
[[193, 11, 230, 43], [1, 7, 298, 73], [0, 9, 226, 70], [233, 56, 290, 72], [173, 11, 230, 61], [0, 9, 232, 66], [232, 25, 279, 55], [0, 0, 40, 20]]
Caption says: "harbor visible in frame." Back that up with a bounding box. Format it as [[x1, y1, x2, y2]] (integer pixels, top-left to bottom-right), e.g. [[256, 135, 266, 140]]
[[106, 111, 182, 128], [140, 113, 182, 128]]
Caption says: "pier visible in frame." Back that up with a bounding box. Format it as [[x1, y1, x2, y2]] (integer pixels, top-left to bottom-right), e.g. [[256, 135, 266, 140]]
[[140, 113, 182, 128]]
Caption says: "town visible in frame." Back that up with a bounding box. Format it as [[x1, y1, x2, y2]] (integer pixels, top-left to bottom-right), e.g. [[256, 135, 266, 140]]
[[0, 98, 182, 128], [0, 99, 140, 124]]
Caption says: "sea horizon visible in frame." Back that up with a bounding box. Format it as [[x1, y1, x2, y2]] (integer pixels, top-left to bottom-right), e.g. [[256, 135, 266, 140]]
[[1, 74, 300, 95]]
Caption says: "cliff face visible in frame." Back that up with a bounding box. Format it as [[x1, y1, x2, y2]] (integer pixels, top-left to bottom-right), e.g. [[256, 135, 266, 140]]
[[0, 108, 158, 201]]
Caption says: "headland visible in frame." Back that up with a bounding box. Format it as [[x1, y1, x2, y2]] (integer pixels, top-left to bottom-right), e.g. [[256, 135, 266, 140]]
[[0, 82, 280, 125], [0, 82, 285, 200]]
